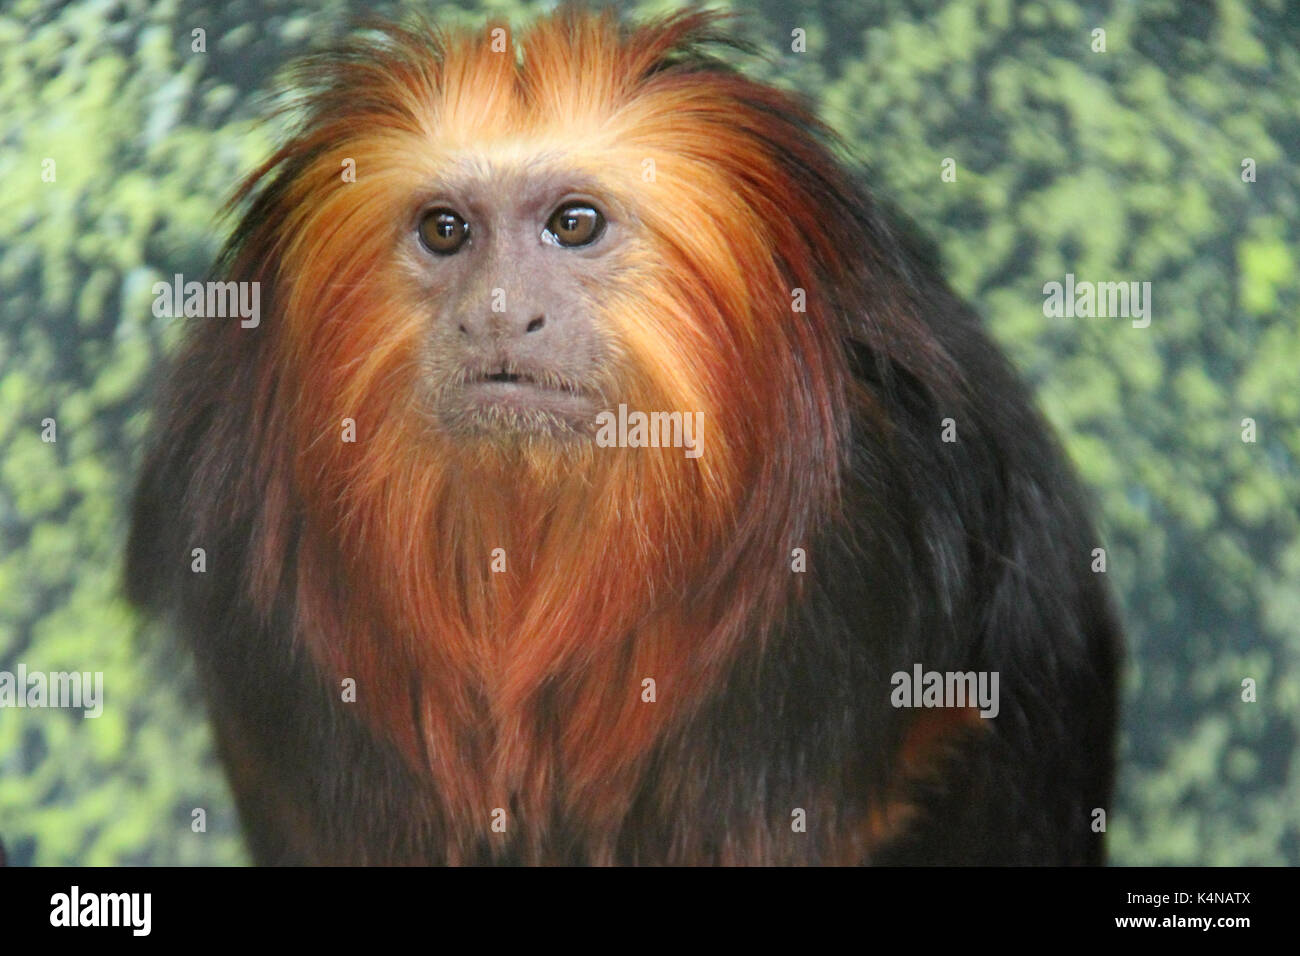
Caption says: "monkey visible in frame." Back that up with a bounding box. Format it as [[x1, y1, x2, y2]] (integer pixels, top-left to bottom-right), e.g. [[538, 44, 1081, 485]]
[[126, 8, 1122, 865]]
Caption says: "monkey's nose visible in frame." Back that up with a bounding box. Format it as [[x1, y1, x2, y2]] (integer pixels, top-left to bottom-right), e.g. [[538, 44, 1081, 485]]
[[458, 312, 547, 342]]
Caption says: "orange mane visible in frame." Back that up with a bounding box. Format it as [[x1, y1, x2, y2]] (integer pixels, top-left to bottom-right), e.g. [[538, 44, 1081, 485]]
[[214, 8, 873, 862]]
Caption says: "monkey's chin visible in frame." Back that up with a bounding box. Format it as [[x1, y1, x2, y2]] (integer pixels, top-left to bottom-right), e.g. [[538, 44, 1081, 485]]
[[437, 381, 600, 442]]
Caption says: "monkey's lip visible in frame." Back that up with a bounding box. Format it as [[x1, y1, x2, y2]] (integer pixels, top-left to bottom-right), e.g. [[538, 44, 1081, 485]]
[[451, 371, 599, 430]]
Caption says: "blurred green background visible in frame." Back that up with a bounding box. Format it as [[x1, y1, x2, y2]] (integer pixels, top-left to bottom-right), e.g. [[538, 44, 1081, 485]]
[[1, 0, 1297, 865]]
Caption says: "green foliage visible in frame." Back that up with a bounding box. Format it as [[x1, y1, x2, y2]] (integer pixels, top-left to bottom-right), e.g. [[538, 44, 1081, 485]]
[[1, 0, 1296, 864]]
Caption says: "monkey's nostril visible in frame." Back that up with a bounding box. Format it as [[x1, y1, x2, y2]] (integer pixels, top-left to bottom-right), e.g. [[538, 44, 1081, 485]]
[[457, 324, 468, 335], [526, 316, 545, 333]]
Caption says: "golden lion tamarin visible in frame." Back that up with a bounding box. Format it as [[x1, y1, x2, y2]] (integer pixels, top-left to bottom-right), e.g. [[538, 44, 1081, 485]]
[[127, 8, 1121, 865]]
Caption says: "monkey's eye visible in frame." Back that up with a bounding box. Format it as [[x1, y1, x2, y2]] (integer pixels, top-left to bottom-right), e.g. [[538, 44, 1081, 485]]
[[418, 208, 469, 255], [544, 202, 605, 247]]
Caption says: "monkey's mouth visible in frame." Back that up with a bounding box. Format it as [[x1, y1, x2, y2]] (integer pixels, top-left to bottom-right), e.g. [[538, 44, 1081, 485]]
[[441, 365, 600, 436]]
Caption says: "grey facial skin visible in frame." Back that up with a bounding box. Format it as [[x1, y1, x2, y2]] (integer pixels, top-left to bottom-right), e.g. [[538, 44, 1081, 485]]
[[404, 164, 630, 441]]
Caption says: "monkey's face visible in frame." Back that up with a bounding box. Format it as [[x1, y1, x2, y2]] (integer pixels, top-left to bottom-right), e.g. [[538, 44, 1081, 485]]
[[269, 18, 848, 502], [281, 133, 742, 469], [403, 164, 626, 441]]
